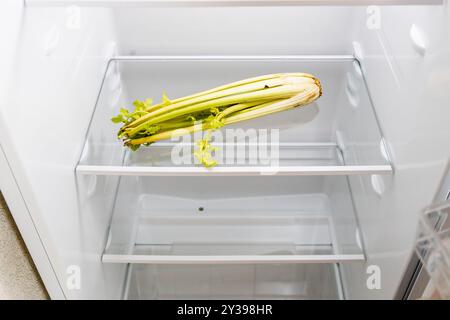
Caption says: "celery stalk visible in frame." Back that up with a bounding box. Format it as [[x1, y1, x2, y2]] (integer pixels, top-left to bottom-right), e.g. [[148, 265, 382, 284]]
[[112, 73, 322, 165]]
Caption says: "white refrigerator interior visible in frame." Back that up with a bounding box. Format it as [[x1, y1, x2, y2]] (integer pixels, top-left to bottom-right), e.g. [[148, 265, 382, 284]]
[[0, 0, 449, 299]]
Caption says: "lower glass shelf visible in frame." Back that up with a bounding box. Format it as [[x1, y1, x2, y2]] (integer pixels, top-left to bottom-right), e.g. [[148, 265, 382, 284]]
[[97, 175, 366, 265]]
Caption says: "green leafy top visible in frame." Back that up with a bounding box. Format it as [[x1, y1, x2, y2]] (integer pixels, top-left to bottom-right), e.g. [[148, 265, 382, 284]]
[[111, 98, 153, 124]]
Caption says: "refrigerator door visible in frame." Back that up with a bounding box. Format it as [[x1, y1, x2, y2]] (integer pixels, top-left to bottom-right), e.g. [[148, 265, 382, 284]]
[[0, 2, 127, 299], [0, 0, 66, 299]]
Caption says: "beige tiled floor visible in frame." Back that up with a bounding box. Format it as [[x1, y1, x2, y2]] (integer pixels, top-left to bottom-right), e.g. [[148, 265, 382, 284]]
[[0, 192, 48, 299]]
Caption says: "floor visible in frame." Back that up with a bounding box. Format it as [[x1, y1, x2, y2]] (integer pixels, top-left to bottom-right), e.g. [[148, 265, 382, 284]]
[[0, 192, 48, 299]]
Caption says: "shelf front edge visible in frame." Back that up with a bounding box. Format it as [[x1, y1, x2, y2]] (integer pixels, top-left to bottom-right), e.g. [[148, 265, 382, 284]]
[[76, 165, 393, 176], [102, 254, 366, 264]]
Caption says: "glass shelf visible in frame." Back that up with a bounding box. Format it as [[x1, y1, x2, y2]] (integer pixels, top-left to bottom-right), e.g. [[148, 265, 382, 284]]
[[97, 175, 365, 265], [77, 55, 392, 177]]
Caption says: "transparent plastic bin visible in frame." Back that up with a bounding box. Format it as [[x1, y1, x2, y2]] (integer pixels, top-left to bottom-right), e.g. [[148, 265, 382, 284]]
[[416, 200, 450, 299]]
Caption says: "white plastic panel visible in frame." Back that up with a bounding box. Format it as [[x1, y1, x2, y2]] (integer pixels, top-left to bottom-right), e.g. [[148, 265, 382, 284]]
[[110, 6, 357, 56]]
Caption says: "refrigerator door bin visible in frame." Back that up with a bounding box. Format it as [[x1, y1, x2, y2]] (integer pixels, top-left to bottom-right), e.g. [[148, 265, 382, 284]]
[[76, 55, 392, 176], [416, 200, 450, 299]]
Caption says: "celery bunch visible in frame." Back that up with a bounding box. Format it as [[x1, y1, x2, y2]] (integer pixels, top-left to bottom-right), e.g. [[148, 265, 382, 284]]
[[112, 73, 322, 166]]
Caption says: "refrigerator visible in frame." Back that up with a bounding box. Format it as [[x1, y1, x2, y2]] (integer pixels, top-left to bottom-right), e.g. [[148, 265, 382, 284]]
[[0, 0, 449, 300]]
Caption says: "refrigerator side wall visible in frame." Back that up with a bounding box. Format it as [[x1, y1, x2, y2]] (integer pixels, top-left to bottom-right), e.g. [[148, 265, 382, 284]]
[[342, 4, 450, 299]]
